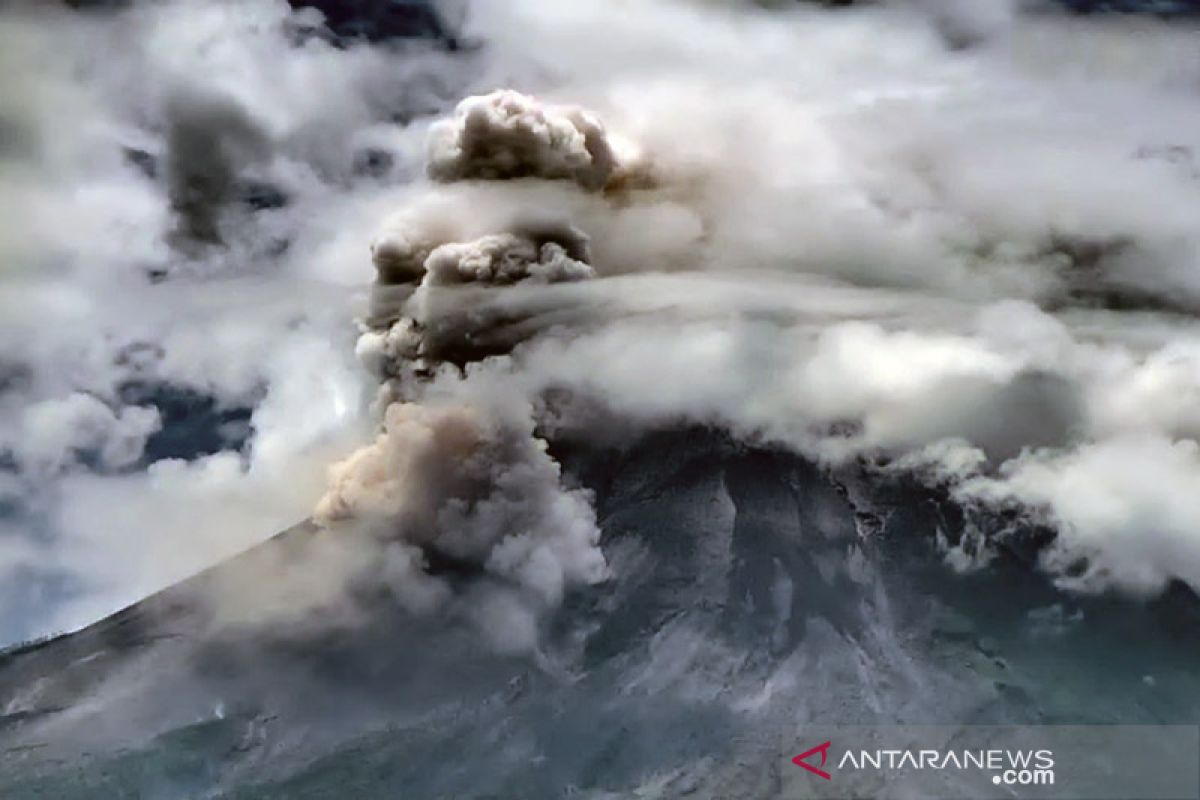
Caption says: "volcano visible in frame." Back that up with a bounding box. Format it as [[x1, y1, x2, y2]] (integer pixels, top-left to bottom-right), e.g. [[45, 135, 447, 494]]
[[2, 429, 1197, 798]]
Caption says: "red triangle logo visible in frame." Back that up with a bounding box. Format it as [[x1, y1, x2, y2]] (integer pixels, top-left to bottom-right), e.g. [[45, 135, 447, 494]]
[[792, 740, 832, 780]]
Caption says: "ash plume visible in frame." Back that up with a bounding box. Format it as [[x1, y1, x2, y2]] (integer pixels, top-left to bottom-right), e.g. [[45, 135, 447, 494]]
[[315, 402, 607, 638], [308, 93, 616, 647], [426, 89, 622, 191], [422, 230, 593, 287]]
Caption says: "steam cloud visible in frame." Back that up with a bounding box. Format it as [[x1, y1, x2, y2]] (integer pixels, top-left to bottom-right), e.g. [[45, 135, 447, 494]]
[[4, 0, 1200, 648]]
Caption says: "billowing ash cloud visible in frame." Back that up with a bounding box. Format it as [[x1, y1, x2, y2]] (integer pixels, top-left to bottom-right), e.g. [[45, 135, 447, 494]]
[[423, 229, 593, 287], [313, 92, 611, 645], [371, 212, 593, 289], [314, 401, 607, 644], [427, 89, 621, 190]]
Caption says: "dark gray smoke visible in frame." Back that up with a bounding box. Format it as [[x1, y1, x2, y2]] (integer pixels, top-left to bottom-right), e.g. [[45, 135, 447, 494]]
[[163, 88, 269, 247]]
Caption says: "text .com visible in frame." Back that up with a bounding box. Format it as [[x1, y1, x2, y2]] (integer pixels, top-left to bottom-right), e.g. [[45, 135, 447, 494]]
[[994, 766, 1056, 787]]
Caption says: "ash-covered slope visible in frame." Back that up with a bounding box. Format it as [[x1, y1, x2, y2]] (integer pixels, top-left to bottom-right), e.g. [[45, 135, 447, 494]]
[[1, 428, 1196, 799]]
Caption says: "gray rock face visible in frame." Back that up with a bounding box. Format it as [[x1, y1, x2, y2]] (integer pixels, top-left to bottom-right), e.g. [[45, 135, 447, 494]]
[[0, 428, 1196, 798]]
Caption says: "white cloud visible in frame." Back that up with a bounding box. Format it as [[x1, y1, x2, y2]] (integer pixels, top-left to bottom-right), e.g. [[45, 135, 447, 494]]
[[959, 436, 1200, 597], [7, 0, 1200, 645]]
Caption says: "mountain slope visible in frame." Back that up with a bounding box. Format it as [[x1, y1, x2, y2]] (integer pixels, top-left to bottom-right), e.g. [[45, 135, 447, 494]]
[[1, 428, 1197, 798]]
